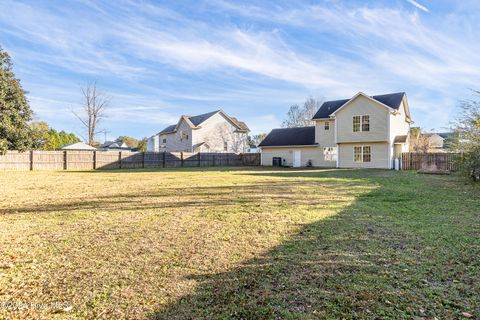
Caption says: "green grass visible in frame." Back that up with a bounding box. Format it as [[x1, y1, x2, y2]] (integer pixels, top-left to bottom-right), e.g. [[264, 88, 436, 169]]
[[0, 167, 478, 319]]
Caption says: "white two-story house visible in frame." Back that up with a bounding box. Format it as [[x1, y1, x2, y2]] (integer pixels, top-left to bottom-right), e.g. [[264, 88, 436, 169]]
[[259, 92, 413, 169], [147, 110, 250, 153]]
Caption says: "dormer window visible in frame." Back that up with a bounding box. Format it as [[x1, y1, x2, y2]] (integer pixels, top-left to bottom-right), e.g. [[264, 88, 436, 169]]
[[324, 121, 330, 130], [353, 115, 370, 132]]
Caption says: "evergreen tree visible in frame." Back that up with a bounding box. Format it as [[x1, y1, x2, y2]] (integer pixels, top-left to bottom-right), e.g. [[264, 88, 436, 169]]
[[0, 46, 33, 152]]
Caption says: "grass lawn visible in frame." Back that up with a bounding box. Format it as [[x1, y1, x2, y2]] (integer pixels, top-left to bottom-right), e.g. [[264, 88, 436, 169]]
[[0, 167, 479, 319]]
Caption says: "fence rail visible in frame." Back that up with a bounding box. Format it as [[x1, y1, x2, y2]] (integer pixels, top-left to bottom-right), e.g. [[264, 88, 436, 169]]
[[0, 151, 260, 171], [401, 152, 459, 171]]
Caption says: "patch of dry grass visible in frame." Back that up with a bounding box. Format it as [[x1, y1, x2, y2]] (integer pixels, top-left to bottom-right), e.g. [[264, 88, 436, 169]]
[[0, 168, 478, 319]]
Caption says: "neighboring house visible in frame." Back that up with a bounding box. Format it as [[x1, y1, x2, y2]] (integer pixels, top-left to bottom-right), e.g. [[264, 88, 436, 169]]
[[59, 142, 97, 151], [99, 141, 132, 151], [147, 110, 250, 153], [259, 92, 413, 169], [437, 132, 455, 150], [247, 144, 259, 153], [422, 133, 445, 152]]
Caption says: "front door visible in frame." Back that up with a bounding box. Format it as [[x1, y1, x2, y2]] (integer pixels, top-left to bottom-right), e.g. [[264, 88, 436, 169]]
[[293, 151, 301, 167]]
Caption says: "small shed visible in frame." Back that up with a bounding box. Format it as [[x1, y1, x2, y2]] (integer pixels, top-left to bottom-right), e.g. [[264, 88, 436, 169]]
[[59, 142, 97, 151]]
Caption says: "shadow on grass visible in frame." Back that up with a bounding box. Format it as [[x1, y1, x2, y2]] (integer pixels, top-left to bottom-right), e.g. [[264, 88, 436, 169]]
[[65, 166, 276, 174], [149, 170, 478, 319], [1, 169, 370, 215]]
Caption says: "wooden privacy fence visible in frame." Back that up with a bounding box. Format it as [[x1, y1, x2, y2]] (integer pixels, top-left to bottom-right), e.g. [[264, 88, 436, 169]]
[[0, 151, 260, 171], [401, 152, 459, 171]]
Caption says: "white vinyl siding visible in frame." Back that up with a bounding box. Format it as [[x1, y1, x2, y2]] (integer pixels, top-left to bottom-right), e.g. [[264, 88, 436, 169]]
[[193, 112, 247, 153], [389, 98, 411, 156], [338, 142, 389, 168], [261, 146, 334, 167], [336, 95, 389, 143]]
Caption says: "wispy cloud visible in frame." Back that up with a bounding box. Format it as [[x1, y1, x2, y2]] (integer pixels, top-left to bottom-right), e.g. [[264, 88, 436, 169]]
[[0, 0, 479, 137], [406, 0, 430, 13]]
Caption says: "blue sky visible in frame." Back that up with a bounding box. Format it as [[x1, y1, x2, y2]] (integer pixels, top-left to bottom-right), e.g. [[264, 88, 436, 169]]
[[1, 0, 479, 141]]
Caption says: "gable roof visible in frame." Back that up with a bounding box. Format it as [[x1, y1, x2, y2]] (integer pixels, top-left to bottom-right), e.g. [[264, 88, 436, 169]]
[[158, 110, 249, 135], [59, 142, 96, 150], [188, 110, 219, 126], [258, 126, 316, 147], [312, 92, 406, 119], [159, 124, 177, 134]]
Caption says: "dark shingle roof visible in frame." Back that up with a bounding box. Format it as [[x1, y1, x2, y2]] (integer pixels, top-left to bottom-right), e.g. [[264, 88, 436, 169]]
[[188, 110, 219, 126], [312, 92, 405, 119], [312, 99, 349, 119], [159, 124, 177, 134], [437, 132, 454, 139], [372, 92, 405, 109], [100, 141, 116, 148], [258, 127, 316, 147]]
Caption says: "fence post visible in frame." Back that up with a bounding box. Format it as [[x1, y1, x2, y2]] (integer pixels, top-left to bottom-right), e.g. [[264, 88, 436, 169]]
[[198, 152, 201, 167], [162, 151, 166, 168], [30, 150, 34, 171], [142, 152, 146, 168], [181, 152, 184, 167], [93, 151, 97, 170], [213, 154, 216, 166], [119, 151, 122, 169], [63, 151, 68, 170]]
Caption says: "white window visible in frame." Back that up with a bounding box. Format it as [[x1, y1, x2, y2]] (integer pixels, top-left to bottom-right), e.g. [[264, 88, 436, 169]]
[[162, 138, 166, 143], [224, 141, 228, 151], [323, 147, 337, 161], [354, 146, 371, 162], [353, 115, 370, 132], [363, 146, 371, 162], [324, 121, 330, 130], [362, 115, 370, 132], [353, 116, 361, 132]]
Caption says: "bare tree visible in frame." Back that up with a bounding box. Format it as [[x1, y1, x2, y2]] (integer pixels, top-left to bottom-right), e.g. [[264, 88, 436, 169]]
[[409, 127, 432, 152], [72, 82, 109, 146], [204, 123, 247, 153], [248, 133, 266, 146], [282, 96, 323, 128]]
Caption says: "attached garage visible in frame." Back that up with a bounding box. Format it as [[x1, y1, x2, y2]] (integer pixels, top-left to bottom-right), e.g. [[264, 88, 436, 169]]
[[259, 126, 335, 168], [261, 146, 323, 167]]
